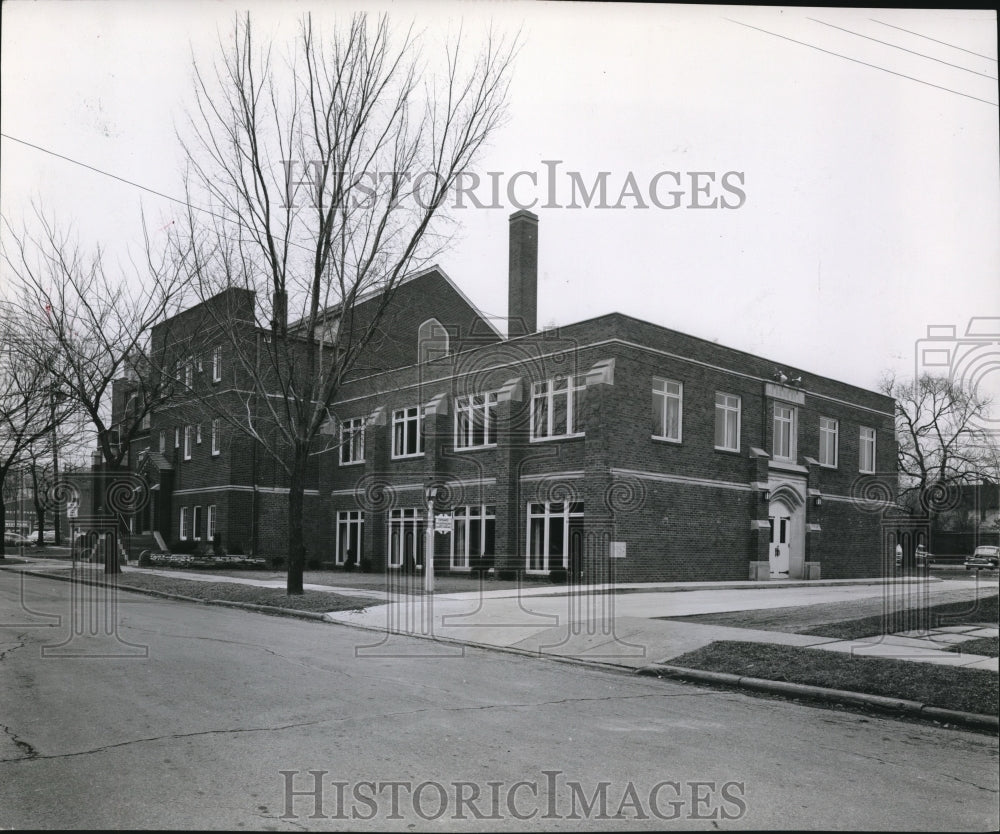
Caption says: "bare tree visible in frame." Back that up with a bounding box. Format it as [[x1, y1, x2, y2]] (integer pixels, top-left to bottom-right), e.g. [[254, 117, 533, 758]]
[[0, 310, 76, 557], [880, 372, 1000, 513], [176, 12, 516, 593], [2, 212, 195, 570]]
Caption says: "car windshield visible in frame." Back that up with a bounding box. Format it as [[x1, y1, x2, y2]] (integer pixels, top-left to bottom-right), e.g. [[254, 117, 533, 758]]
[[974, 547, 998, 555]]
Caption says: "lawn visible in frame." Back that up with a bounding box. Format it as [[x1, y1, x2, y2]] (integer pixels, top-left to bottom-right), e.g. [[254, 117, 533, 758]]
[[943, 636, 1000, 658], [668, 640, 999, 717], [89, 570, 375, 614], [803, 594, 998, 639]]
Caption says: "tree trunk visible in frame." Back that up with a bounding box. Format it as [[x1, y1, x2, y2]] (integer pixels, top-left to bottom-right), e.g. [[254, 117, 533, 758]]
[[0, 498, 6, 559], [286, 448, 308, 595]]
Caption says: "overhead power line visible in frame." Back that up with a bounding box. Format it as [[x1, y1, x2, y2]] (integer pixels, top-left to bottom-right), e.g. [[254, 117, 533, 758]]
[[809, 17, 998, 80], [726, 18, 999, 108], [870, 18, 999, 63]]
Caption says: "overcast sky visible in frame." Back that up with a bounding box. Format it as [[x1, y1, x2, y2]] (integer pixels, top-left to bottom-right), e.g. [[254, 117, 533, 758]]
[[1, 2, 997, 402]]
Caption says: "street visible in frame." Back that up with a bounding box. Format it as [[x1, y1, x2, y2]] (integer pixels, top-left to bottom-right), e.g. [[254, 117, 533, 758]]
[[1, 570, 997, 831]]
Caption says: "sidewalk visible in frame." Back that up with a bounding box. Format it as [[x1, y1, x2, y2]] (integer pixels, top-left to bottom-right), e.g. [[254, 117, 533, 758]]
[[11, 557, 998, 672]]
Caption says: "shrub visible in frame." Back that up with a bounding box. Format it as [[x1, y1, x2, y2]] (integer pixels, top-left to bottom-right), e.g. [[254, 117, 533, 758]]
[[342, 559, 356, 572], [548, 568, 567, 584], [360, 556, 372, 573], [169, 540, 198, 555], [497, 568, 518, 582], [306, 557, 323, 570], [138, 550, 152, 567]]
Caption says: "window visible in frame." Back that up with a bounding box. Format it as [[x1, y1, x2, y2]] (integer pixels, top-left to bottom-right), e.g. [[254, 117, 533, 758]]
[[192, 505, 202, 540], [417, 318, 449, 364], [652, 378, 682, 442], [714, 393, 741, 452], [185, 360, 193, 388], [211, 418, 220, 456], [772, 404, 797, 462], [819, 417, 839, 468], [212, 346, 222, 383], [392, 407, 424, 458], [455, 393, 498, 449], [860, 426, 876, 473], [531, 376, 586, 440], [174, 427, 180, 449], [196, 424, 202, 444], [159, 431, 165, 454], [179, 507, 189, 540], [387, 508, 424, 568], [527, 502, 584, 573], [175, 360, 183, 382], [339, 417, 365, 465], [140, 412, 151, 430], [336, 511, 364, 565], [207, 505, 216, 541], [451, 505, 496, 570], [183, 425, 192, 460]]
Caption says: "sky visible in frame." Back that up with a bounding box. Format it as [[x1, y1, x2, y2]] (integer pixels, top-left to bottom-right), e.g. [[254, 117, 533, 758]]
[[1, 1, 997, 404]]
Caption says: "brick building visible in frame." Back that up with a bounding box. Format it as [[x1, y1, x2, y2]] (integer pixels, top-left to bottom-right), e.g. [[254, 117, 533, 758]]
[[116, 211, 897, 581]]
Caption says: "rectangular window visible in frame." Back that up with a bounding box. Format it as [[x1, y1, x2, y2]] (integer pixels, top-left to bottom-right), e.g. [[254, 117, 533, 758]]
[[185, 360, 193, 388], [196, 424, 202, 445], [531, 376, 586, 440], [526, 501, 584, 573], [860, 426, 876, 473], [773, 404, 796, 462], [455, 392, 498, 449], [174, 427, 180, 449], [140, 412, 151, 430], [387, 508, 424, 568], [183, 425, 192, 460], [207, 505, 216, 541], [212, 346, 222, 383], [451, 505, 496, 570], [714, 393, 741, 452], [819, 417, 839, 468], [336, 511, 364, 566], [211, 418, 220, 456], [159, 431, 165, 454], [179, 507, 189, 541], [391, 407, 424, 458], [652, 378, 682, 442], [192, 505, 202, 540], [339, 417, 365, 465]]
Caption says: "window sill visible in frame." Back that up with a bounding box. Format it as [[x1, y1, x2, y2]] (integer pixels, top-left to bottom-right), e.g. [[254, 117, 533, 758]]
[[391, 453, 425, 461], [453, 444, 498, 453], [651, 435, 682, 445], [529, 433, 585, 443], [819, 463, 838, 470], [339, 460, 365, 467], [714, 446, 741, 455]]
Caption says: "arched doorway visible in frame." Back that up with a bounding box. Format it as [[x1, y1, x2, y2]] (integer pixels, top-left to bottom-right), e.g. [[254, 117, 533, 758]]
[[768, 482, 806, 579]]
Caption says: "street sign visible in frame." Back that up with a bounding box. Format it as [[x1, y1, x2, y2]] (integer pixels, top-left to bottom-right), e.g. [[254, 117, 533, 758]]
[[67, 502, 79, 519], [434, 513, 453, 534]]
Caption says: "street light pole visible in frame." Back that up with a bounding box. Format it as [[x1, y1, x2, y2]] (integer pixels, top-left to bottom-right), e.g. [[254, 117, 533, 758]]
[[424, 486, 438, 594]]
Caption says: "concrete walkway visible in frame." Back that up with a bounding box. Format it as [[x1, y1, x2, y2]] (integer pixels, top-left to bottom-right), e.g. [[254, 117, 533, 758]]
[[12, 558, 999, 672]]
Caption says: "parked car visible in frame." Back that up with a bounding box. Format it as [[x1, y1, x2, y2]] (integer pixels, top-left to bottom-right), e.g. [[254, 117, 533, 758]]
[[3, 531, 34, 547], [965, 545, 1000, 570], [28, 529, 57, 543]]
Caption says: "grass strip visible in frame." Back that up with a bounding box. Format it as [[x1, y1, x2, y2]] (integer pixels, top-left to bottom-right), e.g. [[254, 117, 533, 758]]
[[668, 640, 998, 716], [803, 595, 998, 639], [103, 571, 371, 613], [943, 636, 999, 658]]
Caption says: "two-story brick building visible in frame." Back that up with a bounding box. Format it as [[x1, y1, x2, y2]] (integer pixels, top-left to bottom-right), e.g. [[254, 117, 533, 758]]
[[118, 211, 897, 581]]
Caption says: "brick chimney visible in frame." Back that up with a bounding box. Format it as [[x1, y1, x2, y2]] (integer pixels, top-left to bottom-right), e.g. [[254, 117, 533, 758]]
[[507, 210, 538, 337]]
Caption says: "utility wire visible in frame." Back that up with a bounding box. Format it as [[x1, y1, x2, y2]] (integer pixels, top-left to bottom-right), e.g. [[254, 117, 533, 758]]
[[809, 17, 998, 80], [726, 18, 999, 107], [0, 132, 314, 255], [870, 18, 999, 63]]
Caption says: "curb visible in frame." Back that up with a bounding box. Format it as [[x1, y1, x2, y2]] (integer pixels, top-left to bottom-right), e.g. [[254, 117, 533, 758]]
[[636, 664, 999, 732], [16, 568, 998, 733], [18, 569, 333, 623]]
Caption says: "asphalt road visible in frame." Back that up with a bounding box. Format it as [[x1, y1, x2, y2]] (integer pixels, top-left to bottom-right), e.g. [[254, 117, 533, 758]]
[[1, 570, 997, 831]]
